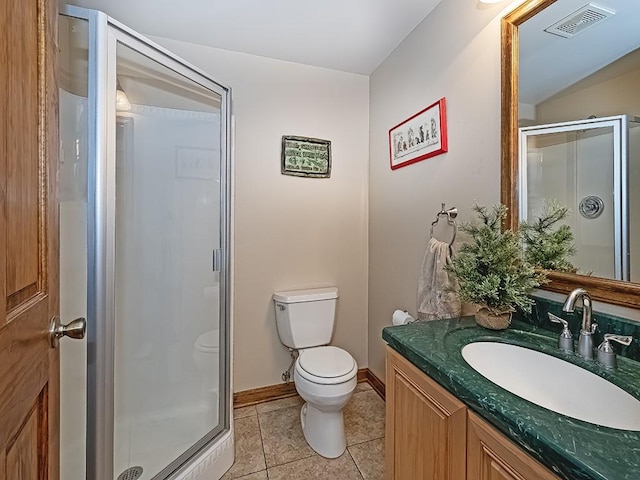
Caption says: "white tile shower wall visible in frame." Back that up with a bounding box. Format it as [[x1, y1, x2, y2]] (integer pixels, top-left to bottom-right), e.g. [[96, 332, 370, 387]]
[[526, 130, 616, 278], [574, 130, 616, 277], [113, 104, 222, 477], [59, 90, 88, 480], [60, 201, 88, 479]]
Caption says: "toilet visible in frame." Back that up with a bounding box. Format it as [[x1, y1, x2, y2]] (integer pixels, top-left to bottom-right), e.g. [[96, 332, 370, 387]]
[[272, 287, 357, 459], [193, 329, 220, 409]]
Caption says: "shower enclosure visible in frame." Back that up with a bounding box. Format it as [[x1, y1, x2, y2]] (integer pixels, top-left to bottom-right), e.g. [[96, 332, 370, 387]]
[[519, 115, 640, 281], [59, 6, 232, 479]]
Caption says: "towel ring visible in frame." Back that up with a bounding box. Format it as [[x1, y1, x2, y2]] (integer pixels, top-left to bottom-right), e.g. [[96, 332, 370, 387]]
[[430, 203, 457, 254]]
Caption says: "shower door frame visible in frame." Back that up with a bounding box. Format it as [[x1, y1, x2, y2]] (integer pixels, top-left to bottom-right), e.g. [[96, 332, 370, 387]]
[[60, 6, 232, 480], [518, 115, 631, 280]]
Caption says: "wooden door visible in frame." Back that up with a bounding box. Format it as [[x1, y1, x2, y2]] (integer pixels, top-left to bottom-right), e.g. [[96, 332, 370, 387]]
[[385, 346, 467, 480], [467, 412, 559, 480], [0, 0, 60, 478]]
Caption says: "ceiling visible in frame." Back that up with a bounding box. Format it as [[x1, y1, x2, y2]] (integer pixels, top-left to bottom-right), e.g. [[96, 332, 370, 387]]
[[67, 0, 444, 75], [519, 0, 640, 105]]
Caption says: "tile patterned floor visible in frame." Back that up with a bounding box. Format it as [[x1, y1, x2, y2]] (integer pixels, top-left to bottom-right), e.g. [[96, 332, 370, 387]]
[[222, 382, 385, 480]]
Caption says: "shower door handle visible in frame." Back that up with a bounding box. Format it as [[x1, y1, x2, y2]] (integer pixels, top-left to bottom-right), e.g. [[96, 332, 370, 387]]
[[49, 316, 86, 348], [212, 248, 222, 272]]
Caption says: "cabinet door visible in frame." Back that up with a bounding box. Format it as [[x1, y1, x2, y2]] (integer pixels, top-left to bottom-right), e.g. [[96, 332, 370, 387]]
[[467, 412, 560, 480], [386, 346, 467, 480]]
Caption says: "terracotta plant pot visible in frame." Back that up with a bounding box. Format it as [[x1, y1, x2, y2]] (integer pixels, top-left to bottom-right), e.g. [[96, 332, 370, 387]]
[[475, 307, 512, 330]]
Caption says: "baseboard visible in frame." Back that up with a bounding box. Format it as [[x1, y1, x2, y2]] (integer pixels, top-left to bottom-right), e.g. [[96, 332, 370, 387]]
[[367, 369, 386, 400], [234, 367, 372, 408], [233, 382, 298, 407]]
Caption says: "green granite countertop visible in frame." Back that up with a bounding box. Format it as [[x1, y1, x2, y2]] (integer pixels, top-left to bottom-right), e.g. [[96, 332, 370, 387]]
[[382, 317, 640, 480]]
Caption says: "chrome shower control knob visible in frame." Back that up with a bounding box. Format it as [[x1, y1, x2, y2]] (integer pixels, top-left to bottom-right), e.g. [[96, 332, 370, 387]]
[[579, 196, 604, 219]]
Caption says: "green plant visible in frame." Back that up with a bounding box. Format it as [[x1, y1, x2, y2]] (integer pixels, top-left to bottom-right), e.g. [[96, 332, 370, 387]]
[[447, 204, 545, 314], [519, 200, 577, 273]]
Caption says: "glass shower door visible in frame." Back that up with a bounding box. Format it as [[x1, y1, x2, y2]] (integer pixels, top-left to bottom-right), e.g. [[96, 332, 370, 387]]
[[59, 7, 232, 479], [111, 39, 226, 479], [519, 116, 626, 280]]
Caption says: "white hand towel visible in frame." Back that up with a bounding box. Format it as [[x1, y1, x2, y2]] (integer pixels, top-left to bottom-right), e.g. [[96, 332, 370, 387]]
[[417, 238, 461, 321]]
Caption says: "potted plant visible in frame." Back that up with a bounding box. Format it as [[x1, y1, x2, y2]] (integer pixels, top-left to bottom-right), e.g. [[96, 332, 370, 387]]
[[447, 204, 546, 330], [519, 200, 577, 273]]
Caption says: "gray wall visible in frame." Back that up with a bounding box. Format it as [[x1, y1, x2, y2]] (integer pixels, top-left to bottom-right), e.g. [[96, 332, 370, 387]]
[[367, 0, 511, 380]]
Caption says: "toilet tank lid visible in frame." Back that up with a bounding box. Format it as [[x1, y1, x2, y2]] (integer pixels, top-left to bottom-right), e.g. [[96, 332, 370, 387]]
[[273, 287, 338, 303]]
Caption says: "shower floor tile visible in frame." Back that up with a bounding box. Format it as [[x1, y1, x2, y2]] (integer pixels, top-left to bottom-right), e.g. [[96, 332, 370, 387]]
[[225, 380, 385, 479]]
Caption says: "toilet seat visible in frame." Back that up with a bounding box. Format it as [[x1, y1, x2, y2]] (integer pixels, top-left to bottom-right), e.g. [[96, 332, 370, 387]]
[[195, 330, 220, 353], [296, 346, 357, 385]]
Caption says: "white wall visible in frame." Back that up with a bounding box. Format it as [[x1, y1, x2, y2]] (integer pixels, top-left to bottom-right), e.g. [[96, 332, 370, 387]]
[[367, 0, 510, 381], [150, 37, 370, 392]]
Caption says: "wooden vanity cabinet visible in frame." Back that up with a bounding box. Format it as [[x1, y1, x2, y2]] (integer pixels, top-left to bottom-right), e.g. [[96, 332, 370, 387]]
[[386, 346, 467, 480], [386, 346, 560, 480], [467, 411, 559, 480]]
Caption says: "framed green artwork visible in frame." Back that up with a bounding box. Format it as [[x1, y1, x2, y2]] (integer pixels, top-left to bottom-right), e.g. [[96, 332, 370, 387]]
[[281, 135, 331, 178]]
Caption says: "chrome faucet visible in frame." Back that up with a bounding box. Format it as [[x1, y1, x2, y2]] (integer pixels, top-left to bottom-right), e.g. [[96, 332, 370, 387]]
[[562, 288, 597, 359]]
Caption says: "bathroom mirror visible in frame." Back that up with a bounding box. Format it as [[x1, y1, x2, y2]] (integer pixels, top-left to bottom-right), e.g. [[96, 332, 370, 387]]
[[501, 0, 640, 308]]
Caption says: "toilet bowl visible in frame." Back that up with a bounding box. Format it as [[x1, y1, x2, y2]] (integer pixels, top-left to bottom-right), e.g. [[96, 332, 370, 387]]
[[193, 330, 220, 406], [273, 286, 358, 458], [293, 345, 358, 458]]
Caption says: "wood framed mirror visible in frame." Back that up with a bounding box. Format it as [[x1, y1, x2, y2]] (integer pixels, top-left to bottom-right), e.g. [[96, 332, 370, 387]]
[[501, 0, 640, 308]]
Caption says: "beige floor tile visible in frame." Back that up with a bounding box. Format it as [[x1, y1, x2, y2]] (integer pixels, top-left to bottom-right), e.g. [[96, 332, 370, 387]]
[[355, 382, 373, 393], [234, 405, 258, 419], [348, 438, 385, 480], [234, 471, 268, 480], [268, 451, 364, 480], [344, 390, 385, 446], [258, 404, 314, 467], [255, 395, 303, 415], [221, 416, 265, 479]]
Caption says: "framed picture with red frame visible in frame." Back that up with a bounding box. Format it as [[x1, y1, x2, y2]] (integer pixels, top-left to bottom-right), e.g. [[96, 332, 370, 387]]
[[389, 97, 448, 170]]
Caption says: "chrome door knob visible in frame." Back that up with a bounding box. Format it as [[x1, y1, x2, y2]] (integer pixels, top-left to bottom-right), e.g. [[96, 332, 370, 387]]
[[50, 316, 86, 348]]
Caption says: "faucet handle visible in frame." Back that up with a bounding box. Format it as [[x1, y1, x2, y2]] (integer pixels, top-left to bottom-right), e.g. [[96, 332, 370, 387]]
[[603, 333, 633, 347], [597, 334, 632, 368], [548, 313, 574, 353], [548, 312, 568, 329]]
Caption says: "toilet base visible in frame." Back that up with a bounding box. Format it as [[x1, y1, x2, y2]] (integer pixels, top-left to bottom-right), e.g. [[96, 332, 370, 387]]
[[300, 402, 346, 459]]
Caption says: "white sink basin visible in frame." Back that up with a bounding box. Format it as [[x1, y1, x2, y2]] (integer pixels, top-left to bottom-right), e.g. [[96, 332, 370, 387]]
[[461, 342, 640, 431]]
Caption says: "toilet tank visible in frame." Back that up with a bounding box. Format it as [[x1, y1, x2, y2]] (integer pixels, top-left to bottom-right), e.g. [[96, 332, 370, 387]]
[[273, 287, 338, 349]]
